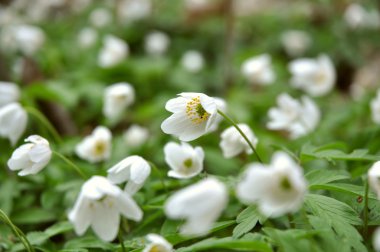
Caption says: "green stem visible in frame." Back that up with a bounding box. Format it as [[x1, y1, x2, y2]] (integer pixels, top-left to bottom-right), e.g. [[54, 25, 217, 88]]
[[217, 110, 263, 163], [118, 228, 126, 252], [0, 209, 34, 252], [148, 161, 168, 194], [53, 151, 87, 179], [363, 179, 369, 240], [287, 214, 295, 229], [24, 106, 62, 144]]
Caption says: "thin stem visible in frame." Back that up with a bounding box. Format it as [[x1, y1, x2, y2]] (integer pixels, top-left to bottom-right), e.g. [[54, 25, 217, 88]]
[[24, 106, 62, 144], [217, 110, 263, 163], [118, 228, 126, 252], [287, 214, 295, 229], [148, 161, 168, 194], [53, 151, 87, 179], [0, 209, 34, 252], [363, 179, 369, 240]]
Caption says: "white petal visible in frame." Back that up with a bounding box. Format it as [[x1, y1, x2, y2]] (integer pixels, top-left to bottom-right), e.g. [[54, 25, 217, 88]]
[[91, 201, 120, 242]]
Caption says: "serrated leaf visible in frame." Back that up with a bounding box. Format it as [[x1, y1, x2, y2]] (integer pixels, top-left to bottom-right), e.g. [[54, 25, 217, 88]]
[[305, 194, 362, 225], [305, 169, 350, 186], [175, 237, 272, 252], [233, 206, 267, 238]]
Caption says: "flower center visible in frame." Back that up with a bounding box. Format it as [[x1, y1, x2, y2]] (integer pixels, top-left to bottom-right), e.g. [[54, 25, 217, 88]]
[[93, 140, 106, 156], [186, 96, 210, 124], [183, 158, 193, 168], [280, 176, 292, 190], [149, 245, 165, 252]]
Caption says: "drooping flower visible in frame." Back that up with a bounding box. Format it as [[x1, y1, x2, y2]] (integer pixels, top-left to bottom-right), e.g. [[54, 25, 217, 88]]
[[164, 177, 228, 236], [344, 3, 380, 30], [0, 81, 20, 107], [368, 161, 380, 198], [75, 126, 112, 163], [103, 82, 135, 120], [68, 176, 143, 242], [181, 50, 204, 73], [124, 124, 149, 148], [164, 142, 204, 179], [280, 30, 311, 57], [98, 35, 129, 68], [107, 156, 151, 195], [144, 31, 170, 57], [289, 54, 336, 97], [220, 124, 258, 158], [370, 90, 380, 124], [0, 102, 28, 145], [77, 27, 98, 49], [267, 93, 320, 139], [7, 135, 52, 176], [143, 234, 173, 252], [241, 54, 276, 86], [236, 151, 307, 217], [161, 92, 220, 141]]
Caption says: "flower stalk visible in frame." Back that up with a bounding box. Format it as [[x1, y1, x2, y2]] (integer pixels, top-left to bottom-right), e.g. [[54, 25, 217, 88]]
[[53, 151, 87, 179]]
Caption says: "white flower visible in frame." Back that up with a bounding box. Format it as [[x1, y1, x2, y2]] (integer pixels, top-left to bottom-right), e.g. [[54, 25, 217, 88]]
[[220, 124, 258, 158], [68, 176, 143, 242], [164, 177, 228, 236], [161, 92, 220, 141], [77, 27, 98, 49], [267, 93, 320, 139], [241, 54, 275, 86], [107, 156, 151, 195], [7, 135, 51, 176], [144, 31, 170, 57], [76, 126, 112, 163], [181, 50, 204, 73], [12, 24, 45, 56], [98, 35, 129, 68], [236, 151, 307, 217], [164, 142, 204, 179], [143, 234, 173, 252], [89, 8, 112, 28], [344, 3, 380, 29], [368, 161, 380, 198], [289, 54, 336, 97], [124, 124, 149, 148], [280, 30, 311, 57], [0, 103, 27, 145], [374, 227, 380, 252], [371, 90, 380, 124], [103, 82, 135, 120], [184, 0, 209, 11], [0, 81, 20, 107], [118, 0, 152, 23], [209, 97, 227, 132]]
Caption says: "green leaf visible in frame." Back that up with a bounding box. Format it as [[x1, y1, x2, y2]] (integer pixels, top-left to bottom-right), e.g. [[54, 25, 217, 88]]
[[305, 169, 350, 186], [176, 237, 272, 252], [11, 208, 57, 224], [233, 206, 267, 238], [64, 237, 115, 250], [304, 194, 362, 225], [309, 183, 377, 199]]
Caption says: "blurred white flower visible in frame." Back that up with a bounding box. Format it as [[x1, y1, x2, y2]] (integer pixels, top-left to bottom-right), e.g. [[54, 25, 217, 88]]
[[118, 0, 152, 23], [289, 54, 336, 97], [0, 81, 20, 107], [103, 82, 135, 120], [0, 103, 27, 146], [107, 155, 151, 195], [98, 35, 129, 68], [143, 234, 173, 252], [181, 50, 204, 73], [164, 177, 228, 236], [76, 126, 112, 163], [184, 0, 209, 11], [161, 92, 220, 141], [344, 3, 380, 29], [77, 27, 98, 48], [7, 135, 51, 176], [164, 142, 204, 179], [371, 90, 380, 125], [241, 54, 276, 86], [267, 93, 320, 139], [68, 176, 143, 242], [144, 31, 170, 57], [368, 161, 380, 198], [209, 97, 227, 132], [280, 30, 311, 57], [236, 151, 307, 217], [12, 24, 45, 56], [124, 124, 149, 148], [220, 124, 258, 158], [374, 227, 380, 252], [89, 8, 112, 28]]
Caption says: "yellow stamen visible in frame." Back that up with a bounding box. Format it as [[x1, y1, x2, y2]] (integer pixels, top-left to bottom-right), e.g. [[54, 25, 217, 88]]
[[186, 96, 210, 124]]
